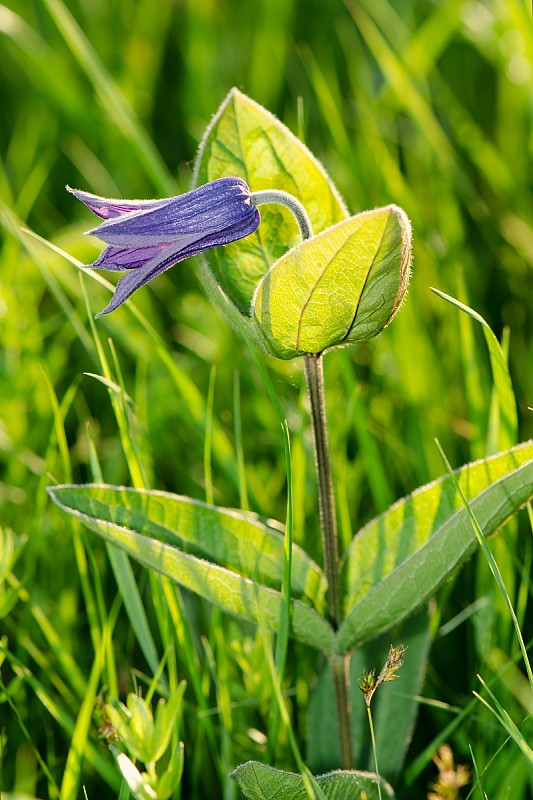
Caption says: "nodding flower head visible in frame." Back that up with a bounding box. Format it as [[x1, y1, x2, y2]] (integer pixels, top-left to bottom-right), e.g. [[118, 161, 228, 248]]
[[68, 177, 261, 316]]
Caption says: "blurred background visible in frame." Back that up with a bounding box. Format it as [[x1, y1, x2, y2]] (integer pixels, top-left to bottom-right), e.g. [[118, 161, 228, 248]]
[[1, 0, 532, 798]]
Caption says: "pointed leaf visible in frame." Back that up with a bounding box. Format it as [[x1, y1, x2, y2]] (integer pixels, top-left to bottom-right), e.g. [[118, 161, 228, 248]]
[[252, 205, 411, 359], [337, 442, 533, 652], [193, 87, 347, 315], [46, 484, 326, 612], [231, 762, 394, 800], [47, 484, 334, 654]]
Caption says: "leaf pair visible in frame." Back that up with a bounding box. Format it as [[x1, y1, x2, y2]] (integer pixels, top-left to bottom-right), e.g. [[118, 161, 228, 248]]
[[47, 441, 533, 656]]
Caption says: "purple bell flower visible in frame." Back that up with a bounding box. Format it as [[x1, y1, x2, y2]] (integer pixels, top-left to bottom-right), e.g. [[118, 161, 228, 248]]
[[68, 177, 261, 315]]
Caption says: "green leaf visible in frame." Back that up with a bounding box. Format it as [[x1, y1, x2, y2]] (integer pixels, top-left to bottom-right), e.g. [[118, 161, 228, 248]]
[[337, 442, 533, 653], [252, 205, 412, 359], [308, 608, 431, 781], [47, 484, 334, 654], [231, 762, 394, 800], [46, 484, 326, 611], [192, 87, 347, 315]]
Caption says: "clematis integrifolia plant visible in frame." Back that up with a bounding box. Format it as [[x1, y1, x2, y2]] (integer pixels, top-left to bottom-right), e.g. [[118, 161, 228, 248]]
[[68, 177, 261, 316], [60, 89, 426, 792]]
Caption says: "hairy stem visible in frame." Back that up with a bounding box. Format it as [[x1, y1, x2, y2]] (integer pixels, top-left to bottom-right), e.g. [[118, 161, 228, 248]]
[[254, 190, 353, 768], [251, 189, 313, 241], [304, 353, 353, 769], [304, 353, 341, 626]]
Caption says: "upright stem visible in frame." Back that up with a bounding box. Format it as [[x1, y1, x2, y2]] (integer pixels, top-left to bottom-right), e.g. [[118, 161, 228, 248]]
[[304, 354, 341, 627], [304, 353, 353, 769], [252, 190, 353, 768]]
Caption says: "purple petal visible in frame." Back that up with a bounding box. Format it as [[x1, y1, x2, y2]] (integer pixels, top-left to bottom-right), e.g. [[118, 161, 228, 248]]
[[165, 213, 261, 261], [88, 178, 257, 245], [68, 177, 262, 315], [67, 186, 167, 219], [95, 211, 261, 315], [92, 243, 171, 271], [96, 247, 183, 316]]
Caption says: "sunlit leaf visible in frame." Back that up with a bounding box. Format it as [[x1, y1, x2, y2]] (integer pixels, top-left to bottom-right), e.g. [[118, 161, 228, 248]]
[[193, 87, 347, 315], [253, 205, 411, 359], [46, 483, 326, 611], [47, 484, 334, 653], [338, 442, 533, 652]]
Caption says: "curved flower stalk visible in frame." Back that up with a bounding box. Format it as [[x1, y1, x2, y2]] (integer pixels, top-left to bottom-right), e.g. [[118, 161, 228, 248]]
[[68, 177, 260, 316]]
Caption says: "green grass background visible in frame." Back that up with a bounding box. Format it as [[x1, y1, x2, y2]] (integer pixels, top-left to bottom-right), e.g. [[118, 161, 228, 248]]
[[1, 0, 532, 798]]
